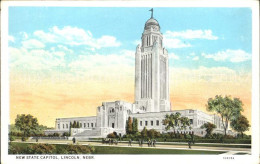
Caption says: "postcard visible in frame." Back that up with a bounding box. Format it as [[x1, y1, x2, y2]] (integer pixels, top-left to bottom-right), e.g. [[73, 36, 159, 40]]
[[1, 1, 259, 164]]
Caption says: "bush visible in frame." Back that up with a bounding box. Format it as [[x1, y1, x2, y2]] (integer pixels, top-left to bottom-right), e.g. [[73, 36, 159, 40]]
[[21, 136, 28, 141], [27, 144, 56, 154], [9, 135, 16, 141], [107, 133, 116, 138], [62, 144, 95, 154], [53, 133, 60, 137], [113, 132, 118, 137], [8, 143, 23, 154], [63, 132, 70, 137]]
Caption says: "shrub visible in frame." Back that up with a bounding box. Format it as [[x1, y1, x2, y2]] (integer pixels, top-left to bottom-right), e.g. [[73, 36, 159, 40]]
[[63, 132, 70, 137], [113, 132, 118, 137], [27, 144, 56, 154], [136, 132, 142, 138], [63, 144, 95, 154], [53, 133, 60, 137], [147, 129, 156, 139], [21, 136, 28, 141], [8, 143, 23, 154], [107, 133, 116, 138], [225, 135, 235, 139], [9, 135, 16, 141]]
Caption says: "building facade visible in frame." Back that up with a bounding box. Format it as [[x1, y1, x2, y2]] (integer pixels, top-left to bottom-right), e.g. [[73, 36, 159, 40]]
[[45, 12, 231, 139]]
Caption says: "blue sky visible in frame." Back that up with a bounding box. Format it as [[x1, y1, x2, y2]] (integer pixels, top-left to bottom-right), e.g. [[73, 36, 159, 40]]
[[8, 7, 253, 128], [9, 7, 252, 72]]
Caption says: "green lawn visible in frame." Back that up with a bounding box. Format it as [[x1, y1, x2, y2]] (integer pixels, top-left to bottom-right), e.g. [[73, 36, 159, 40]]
[[93, 146, 225, 154], [234, 152, 248, 155], [9, 142, 225, 154], [157, 143, 251, 148]]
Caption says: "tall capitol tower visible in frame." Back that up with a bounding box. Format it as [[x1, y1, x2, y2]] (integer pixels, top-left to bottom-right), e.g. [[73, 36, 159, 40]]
[[135, 9, 171, 112]]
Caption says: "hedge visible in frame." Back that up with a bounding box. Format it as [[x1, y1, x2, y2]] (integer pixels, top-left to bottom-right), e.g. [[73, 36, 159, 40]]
[[116, 137, 251, 144], [8, 143, 95, 154]]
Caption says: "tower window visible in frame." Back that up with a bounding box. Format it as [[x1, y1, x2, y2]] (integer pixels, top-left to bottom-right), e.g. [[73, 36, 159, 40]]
[[156, 120, 159, 126], [112, 123, 115, 128], [151, 121, 153, 126], [91, 123, 93, 127], [145, 121, 148, 126], [84, 123, 86, 128], [63, 124, 64, 129], [66, 124, 68, 129], [140, 121, 142, 126]]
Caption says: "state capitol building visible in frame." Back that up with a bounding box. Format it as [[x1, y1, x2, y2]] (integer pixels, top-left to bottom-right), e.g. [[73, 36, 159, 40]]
[[45, 11, 232, 139]]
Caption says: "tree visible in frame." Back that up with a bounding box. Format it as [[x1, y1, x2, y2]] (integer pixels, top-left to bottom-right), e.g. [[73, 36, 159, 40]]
[[230, 115, 250, 138], [126, 117, 133, 134], [162, 112, 181, 132], [15, 114, 39, 139], [30, 125, 48, 137], [72, 121, 77, 128], [206, 95, 243, 136], [69, 122, 72, 136], [200, 122, 216, 138], [132, 118, 138, 134], [141, 127, 148, 138], [63, 132, 70, 137], [179, 116, 191, 131]]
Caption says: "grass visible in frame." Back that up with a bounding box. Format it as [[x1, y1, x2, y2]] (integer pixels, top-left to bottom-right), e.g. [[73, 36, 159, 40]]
[[234, 152, 248, 155], [93, 146, 225, 154], [9, 142, 225, 155], [157, 143, 251, 148]]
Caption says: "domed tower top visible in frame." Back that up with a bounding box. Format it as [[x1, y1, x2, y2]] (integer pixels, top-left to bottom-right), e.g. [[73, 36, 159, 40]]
[[144, 18, 160, 31], [141, 8, 162, 48], [144, 8, 161, 31]]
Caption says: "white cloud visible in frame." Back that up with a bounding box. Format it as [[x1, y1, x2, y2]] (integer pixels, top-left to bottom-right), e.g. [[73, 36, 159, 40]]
[[8, 36, 15, 42], [96, 35, 121, 48], [164, 38, 192, 49], [202, 49, 251, 63], [9, 47, 66, 70], [168, 53, 180, 60], [34, 26, 121, 49], [68, 50, 135, 77], [21, 39, 45, 49], [54, 45, 73, 54], [163, 29, 218, 49], [133, 40, 141, 45], [165, 30, 218, 40], [20, 32, 28, 40], [192, 56, 199, 61]]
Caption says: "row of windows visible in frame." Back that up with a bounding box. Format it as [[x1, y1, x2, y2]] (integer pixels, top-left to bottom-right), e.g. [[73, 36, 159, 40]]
[[139, 120, 160, 127], [109, 107, 132, 113], [138, 119, 194, 127], [57, 122, 96, 129]]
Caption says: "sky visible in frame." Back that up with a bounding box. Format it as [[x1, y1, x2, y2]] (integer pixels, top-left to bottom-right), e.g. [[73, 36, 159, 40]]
[[8, 7, 252, 133]]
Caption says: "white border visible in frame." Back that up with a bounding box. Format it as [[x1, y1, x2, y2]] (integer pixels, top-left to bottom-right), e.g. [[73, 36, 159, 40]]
[[1, 1, 259, 164]]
